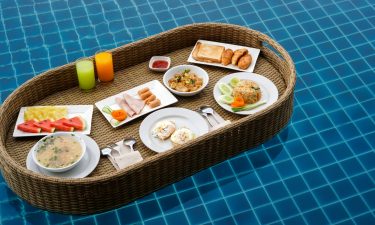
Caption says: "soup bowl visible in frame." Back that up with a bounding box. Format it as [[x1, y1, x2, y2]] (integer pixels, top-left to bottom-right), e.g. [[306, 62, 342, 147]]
[[32, 133, 86, 173]]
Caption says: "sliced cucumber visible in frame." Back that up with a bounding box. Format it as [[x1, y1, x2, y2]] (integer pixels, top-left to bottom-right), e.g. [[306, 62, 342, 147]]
[[218, 83, 233, 95], [219, 95, 234, 104], [229, 77, 240, 87]]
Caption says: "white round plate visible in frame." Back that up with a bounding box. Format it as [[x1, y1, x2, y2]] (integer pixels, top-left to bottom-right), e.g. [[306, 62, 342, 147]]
[[26, 134, 100, 179], [139, 107, 209, 153], [213, 72, 278, 115]]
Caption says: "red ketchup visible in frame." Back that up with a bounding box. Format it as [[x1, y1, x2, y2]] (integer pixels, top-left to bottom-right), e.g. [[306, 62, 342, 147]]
[[152, 60, 169, 68]]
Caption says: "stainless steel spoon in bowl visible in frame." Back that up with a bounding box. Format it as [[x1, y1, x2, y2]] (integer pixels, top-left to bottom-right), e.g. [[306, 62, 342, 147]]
[[123, 137, 137, 152]]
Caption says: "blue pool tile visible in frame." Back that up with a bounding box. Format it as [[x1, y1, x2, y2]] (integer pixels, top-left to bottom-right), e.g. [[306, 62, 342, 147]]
[[311, 149, 336, 167], [294, 192, 318, 212], [47, 212, 71, 225], [73, 217, 96, 225], [357, 152, 375, 171], [264, 182, 289, 201], [96, 211, 119, 225], [144, 217, 166, 225], [294, 154, 318, 173], [159, 194, 182, 214], [330, 143, 354, 161], [138, 200, 162, 220], [213, 216, 236, 225], [2, 218, 25, 225], [206, 199, 230, 220], [218, 177, 242, 196], [350, 173, 374, 193], [226, 193, 250, 214], [347, 137, 372, 155], [275, 160, 298, 178], [234, 210, 259, 225], [165, 212, 189, 225], [331, 179, 357, 199], [342, 196, 369, 217], [174, 177, 194, 192], [118, 204, 142, 224], [254, 204, 280, 224], [229, 156, 252, 174], [186, 205, 210, 224], [246, 187, 270, 208], [237, 172, 261, 191], [25, 212, 48, 225], [324, 203, 350, 224], [211, 162, 234, 179], [283, 215, 306, 225], [303, 169, 327, 189], [322, 164, 346, 183], [284, 175, 309, 195], [256, 165, 280, 185], [303, 208, 329, 225], [198, 182, 222, 202], [274, 198, 299, 218], [354, 212, 375, 225], [313, 185, 338, 205], [341, 158, 364, 177], [179, 189, 202, 209]]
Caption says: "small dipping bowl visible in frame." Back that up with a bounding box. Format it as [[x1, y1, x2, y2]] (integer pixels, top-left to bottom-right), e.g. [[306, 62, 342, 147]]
[[149, 56, 171, 72], [32, 133, 86, 173]]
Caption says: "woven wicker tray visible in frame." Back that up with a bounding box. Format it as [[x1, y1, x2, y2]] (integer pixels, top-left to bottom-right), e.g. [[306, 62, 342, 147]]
[[0, 23, 295, 214]]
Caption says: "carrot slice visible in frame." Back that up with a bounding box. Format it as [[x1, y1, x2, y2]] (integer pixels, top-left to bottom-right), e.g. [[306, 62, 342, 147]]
[[111, 109, 127, 121], [231, 96, 245, 107]]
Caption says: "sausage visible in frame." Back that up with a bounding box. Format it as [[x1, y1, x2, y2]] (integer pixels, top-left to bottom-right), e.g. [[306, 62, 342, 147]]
[[140, 90, 152, 100], [148, 99, 161, 108], [145, 94, 156, 104], [137, 87, 150, 96]]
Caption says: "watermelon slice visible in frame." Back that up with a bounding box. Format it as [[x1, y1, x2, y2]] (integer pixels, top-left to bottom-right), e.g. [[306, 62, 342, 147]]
[[63, 116, 86, 130], [33, 119, 55, 133], [52, 118, 74, 132], [17, 120, 41, 133]]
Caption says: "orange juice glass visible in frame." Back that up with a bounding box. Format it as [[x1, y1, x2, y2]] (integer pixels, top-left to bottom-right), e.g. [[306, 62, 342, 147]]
[[95, 51, 114, 82]]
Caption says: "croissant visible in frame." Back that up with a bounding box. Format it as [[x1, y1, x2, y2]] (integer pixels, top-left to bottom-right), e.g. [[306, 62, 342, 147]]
[[231, 48, 248, 65]]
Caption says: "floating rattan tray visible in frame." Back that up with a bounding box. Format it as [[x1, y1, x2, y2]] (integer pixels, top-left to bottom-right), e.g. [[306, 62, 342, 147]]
[[0, 23, 295, 214]]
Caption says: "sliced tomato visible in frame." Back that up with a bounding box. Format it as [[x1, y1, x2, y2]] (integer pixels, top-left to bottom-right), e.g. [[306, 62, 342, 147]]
[[63, 116, 85, 130], [33, 119, 55, 133], [17, 120, 41, 133], [52, 118, 74, 132]]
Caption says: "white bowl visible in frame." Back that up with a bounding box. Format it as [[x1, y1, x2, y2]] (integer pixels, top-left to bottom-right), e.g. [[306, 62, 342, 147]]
[[163, 65, 209, 97], [32, 133, 86, 173], [149, 56, 171, 72]]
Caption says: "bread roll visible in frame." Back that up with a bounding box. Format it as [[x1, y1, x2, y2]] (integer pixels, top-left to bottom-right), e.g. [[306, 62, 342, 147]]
[[237, 54, 252, 70], [231, 48, 248, 65], [221, 49, 234, 66]]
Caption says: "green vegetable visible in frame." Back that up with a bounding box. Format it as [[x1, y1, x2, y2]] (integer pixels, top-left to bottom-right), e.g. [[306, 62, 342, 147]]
[[219, 95, 234, 104], [218, 83, 233, 96], [183, 69, 190, 74], [102, 106, 112, 114], [230, 77, 240, 87], [110, 119, 120, 126], [231, 101, 266, 112]]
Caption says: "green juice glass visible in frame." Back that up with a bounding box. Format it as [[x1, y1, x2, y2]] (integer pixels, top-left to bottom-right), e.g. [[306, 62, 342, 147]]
[[76, 58, 96, 91]]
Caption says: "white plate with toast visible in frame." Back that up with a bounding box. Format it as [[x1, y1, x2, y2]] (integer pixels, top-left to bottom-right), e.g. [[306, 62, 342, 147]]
[[187, 40, 260, 72]]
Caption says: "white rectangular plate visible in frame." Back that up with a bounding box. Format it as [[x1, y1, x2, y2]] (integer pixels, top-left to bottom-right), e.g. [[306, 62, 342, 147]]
[[95, 80, 178, 128], [187, 40, 260, 72], [13, 105, 94, 137]]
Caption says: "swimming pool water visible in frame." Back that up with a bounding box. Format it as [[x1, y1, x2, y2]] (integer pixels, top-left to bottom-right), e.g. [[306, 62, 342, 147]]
[[0, 0, 374, 224]]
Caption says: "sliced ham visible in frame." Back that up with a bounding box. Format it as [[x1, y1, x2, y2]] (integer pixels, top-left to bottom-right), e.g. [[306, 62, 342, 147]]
[[123, 93, 145, 114], [115, 97, 136, 117]]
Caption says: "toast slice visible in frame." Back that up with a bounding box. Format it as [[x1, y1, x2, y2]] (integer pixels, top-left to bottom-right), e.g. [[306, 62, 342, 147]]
[[192, 42, 224, 63]]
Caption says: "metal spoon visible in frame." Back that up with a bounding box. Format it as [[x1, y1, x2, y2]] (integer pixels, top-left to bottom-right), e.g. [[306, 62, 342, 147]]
[[201, 107, 220, 124], [200, 111, 215, 127], [101, 148, 116, 160], [123, 137, 137, 151]]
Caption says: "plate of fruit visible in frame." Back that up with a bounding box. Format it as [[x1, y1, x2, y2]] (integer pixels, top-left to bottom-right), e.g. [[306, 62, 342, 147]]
[[13, 105, 93, 137]]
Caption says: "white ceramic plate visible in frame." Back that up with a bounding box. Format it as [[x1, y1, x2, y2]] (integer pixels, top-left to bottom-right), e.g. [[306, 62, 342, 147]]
[[187, 40, 260, 72], [26, 134, 100, 178], [139, 107, 209, 153], [95, 80, 178, 128], [13, 105, 94, 137], [213, 72, 278, 115]]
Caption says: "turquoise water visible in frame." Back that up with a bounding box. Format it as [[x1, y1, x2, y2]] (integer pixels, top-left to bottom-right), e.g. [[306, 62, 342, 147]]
[[0, 0, 374, 224]]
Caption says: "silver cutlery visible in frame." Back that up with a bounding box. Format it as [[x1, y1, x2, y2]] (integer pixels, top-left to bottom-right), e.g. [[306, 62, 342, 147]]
[[201, 106, 221, 124], [123, 137, 137, 151], [107, 142, 122, 155], [199, 111, 215, 127]]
